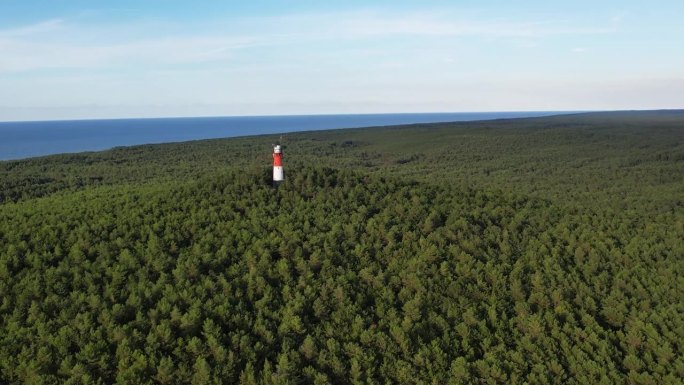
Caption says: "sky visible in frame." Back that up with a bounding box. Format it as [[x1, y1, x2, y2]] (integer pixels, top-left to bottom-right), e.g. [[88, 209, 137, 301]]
[[0, 0, 682, 121]]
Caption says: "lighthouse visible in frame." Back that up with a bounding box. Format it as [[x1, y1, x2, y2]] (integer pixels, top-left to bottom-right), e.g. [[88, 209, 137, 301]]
[[273, 144, 284, 185]]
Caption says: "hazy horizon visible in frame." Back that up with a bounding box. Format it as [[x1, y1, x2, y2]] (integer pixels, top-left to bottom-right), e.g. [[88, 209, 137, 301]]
[[0, 109, 589, 124]]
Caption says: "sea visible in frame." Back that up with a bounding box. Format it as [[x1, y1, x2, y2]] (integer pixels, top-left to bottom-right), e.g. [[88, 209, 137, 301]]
[[0, 112, 564, 161]]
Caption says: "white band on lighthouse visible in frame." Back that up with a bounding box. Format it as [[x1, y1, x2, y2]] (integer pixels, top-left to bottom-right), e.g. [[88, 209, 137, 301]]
[[273, 166, 284, 182]]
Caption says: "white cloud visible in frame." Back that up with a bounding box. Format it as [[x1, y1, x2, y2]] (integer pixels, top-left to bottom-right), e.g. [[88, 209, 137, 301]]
[[241, 10, 618, 40], [0, 18, 65, 37], [0, 33, 265, 72], [0, 11, 620, 73], [0, 16, 281, 72], [329, 13, 615, 39]]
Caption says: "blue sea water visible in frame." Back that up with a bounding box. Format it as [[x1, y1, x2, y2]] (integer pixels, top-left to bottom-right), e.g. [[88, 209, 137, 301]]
[[0, 112, 563, 161]]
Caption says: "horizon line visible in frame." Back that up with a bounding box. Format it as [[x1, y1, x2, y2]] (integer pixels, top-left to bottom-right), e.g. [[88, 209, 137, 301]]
[[0, 109, 613, 124]]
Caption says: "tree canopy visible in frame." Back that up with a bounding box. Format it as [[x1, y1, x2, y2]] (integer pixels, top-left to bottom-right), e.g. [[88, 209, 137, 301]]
[[1, 111, 683, 384]]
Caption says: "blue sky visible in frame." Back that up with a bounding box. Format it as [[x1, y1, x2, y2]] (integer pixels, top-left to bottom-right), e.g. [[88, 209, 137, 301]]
[[0, 0, 682, 121]]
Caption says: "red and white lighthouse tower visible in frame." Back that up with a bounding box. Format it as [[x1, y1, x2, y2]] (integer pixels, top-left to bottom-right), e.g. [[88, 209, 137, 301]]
[[273, 144, 284, 184]]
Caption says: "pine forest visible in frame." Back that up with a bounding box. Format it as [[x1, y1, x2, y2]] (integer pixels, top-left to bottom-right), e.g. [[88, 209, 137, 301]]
[[1, 111, 683, 384]]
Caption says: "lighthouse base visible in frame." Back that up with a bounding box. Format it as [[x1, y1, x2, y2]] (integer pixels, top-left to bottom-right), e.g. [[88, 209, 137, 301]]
[[273, 166, 284, 186]]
